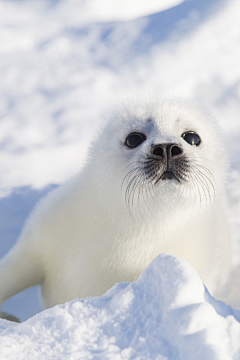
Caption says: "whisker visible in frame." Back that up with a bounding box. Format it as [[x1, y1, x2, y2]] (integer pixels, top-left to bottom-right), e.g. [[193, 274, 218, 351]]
[[122, 152, 215, 218]]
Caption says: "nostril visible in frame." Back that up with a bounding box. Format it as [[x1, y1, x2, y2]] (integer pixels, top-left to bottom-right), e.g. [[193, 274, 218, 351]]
[[152, 146, 163, 157], [152, 144, 183, 158], [171, 145, 182, 157]]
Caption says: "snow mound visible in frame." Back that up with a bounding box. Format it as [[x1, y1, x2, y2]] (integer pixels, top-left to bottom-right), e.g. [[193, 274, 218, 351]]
[[0, 254, 240, 360]]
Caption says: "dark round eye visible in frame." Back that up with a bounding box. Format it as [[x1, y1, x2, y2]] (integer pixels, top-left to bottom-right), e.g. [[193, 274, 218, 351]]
[[182, 131, 201, 146], [125, 132, 146, 148]]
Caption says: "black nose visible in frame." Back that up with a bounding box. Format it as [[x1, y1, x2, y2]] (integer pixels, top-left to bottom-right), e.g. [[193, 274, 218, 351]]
[[151, 143, 183, 159]]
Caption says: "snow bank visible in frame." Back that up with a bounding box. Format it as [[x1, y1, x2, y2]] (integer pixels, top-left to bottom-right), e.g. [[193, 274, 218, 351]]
[[0, 254, 240, 360]]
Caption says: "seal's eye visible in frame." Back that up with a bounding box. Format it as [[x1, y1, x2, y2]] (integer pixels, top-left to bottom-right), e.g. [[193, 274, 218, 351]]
[[182, 131, 201, 146], [125, 132, 146, 148]]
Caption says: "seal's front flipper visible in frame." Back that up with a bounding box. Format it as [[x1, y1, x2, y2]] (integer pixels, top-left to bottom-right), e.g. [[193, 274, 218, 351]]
[[0, 241, 43, 313], [0, 311, 20, 323]]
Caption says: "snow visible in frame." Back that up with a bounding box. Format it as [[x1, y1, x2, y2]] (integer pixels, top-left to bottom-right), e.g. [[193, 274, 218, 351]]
[[0, 0, 240, 358], [1, 254, 240, 360]]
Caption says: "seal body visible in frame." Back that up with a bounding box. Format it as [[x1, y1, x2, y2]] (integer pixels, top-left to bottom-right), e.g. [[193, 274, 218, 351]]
[[0, 99, 231, 310]]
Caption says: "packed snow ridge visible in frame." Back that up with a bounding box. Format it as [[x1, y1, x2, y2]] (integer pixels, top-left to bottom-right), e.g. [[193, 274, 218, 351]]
[[0, 254, 240, 360]]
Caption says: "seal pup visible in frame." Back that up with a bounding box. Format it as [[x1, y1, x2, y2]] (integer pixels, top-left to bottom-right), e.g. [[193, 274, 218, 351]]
[[0, 98, 231, 314]]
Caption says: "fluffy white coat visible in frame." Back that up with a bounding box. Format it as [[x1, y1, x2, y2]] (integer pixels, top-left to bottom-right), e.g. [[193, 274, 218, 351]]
[[0, 99, 231, 310]]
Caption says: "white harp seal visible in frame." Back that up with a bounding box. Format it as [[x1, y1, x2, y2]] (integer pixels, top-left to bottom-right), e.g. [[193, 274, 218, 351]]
[[0, 98, 231, 316]]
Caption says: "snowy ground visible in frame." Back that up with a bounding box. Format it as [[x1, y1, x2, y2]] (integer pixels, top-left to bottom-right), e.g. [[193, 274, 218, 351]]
[[0, 0, 240, 358], [1, 255, 240, 360]]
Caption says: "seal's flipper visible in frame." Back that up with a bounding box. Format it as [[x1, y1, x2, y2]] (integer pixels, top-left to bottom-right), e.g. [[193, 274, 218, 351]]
[[0, 311, 20, 323], [0, 242, 42, 310]]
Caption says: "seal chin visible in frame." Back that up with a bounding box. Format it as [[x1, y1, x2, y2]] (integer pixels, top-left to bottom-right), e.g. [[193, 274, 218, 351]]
[[157, 171, 181, 183], [161, 171, 175, 180]]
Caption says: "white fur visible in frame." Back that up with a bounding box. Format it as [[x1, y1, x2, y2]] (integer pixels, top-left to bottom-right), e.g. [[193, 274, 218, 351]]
[[0, 99, 231, 310]]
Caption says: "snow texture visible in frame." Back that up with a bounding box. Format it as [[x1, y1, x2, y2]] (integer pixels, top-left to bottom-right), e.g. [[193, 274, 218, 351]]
[[0, 254, 240, 360], [0, 0, 240, 358]]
